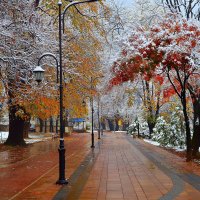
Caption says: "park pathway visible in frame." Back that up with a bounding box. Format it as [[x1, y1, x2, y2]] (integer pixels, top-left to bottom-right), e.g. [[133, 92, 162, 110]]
[[58, 132, 200, 200], [0, 133, 92, 200], [1, 132, 200, 199]]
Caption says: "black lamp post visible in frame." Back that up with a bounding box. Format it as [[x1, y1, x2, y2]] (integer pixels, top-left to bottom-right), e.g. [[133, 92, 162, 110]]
[[82, 96, 95, 148], [82, 76, 103, 147], [90, 76, 103, 139], [33, 0, 99, 185], [97, 95, 101, 139]]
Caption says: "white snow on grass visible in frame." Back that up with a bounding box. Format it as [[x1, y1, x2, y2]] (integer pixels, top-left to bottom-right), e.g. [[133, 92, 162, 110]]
[[114, 131, 127, 133], [28, 134, 45, 139], [0, 132, 51, 144], [144, 138, 186, 152], [144, 139, 160, 146], [24, 138, 50, 144], [0, 132, 8, 142], [173, 147, 186, 152]]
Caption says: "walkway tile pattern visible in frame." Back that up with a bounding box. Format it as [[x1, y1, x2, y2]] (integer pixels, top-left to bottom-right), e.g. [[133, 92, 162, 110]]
[[78, 134, 173, 200], [1, 132, 200, 199], [134, 137, 200, 200], [175, 183, 200, 200], [0, 133, 92, 200]]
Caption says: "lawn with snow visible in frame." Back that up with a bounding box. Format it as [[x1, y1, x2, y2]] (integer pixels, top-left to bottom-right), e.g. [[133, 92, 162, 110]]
[[144, 139, 160, 146], [0, 132, 50, 144], [144, 138, 187, 152], [0, 132, 8, 142]]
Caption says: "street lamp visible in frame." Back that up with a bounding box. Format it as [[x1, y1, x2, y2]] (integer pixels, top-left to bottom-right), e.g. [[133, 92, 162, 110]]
[[33, 66, 45, 83], [97, 95, 101, 139], [82, 76, 103, 147], [82, 96, 95, 148], [33, 0, 99, 185], [90, 76, 103, 139]]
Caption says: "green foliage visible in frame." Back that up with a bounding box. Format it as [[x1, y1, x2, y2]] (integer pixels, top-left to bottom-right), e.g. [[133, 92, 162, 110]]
[[127, 119, 138, 135], [127, 118, 149, 137], [127, 123, 137, 135], [152, 108, 185, 148]]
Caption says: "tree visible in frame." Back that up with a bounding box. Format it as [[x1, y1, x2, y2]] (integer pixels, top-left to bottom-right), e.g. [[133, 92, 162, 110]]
[[38, 0, 108, 123], [152, 15, 200, 159], [0, 0, 57, 145], [97, 0, 166, 132], [157, 0, 200, 20], [152, 110, 185, 149], [109, 14, 200, 161], [0, 0, 108, 145]]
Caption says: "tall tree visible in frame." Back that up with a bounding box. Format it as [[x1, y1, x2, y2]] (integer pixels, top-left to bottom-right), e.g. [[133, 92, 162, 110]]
[[0, 0, 56, 145], [158, 0, 200, 20], [110, 15, 200, 161]]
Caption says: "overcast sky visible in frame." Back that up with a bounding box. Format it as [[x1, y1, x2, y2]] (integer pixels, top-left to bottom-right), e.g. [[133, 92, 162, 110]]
[[115, 0, 134, 6], [107, 0, 135, 7]]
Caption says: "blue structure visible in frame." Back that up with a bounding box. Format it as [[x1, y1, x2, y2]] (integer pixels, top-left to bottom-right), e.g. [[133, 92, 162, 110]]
[[69, 118, 85, 123], [69, 118, 86, 133]]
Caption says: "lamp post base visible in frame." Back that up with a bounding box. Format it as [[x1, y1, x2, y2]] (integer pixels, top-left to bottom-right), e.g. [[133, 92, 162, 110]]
[[57, 145, 68, 185], [91, 145, 95, 148], [56, 179, 68, 185]]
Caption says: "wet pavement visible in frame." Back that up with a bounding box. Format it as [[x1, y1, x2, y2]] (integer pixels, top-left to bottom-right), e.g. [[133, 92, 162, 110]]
[[1, 132, 200, 199], [0, 133, 92, 200]]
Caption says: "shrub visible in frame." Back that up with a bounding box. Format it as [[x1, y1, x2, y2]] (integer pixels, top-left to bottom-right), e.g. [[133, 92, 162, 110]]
[[152, 112, 185, 149]]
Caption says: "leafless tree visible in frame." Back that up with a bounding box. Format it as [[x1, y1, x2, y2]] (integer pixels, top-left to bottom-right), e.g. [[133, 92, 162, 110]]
[[157, 0, 200, 20]]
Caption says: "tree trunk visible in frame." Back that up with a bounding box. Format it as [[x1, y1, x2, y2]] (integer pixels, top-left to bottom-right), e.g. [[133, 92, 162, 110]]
[[39, 118, 43, 132], [33, 0, 40, 8], [44, 120, 47, 133], [182, 98, 192, 161], [107, 119, 114, 131], [137, 123, 140, 137], [115, 119, 119, 131], [49, 117, 54, 132], [191, 97, 200, 157], [101, 122, 106, 130], [23, 120, 30, 138], [147, 120, 155, 139], [4, 105, 26, 146]]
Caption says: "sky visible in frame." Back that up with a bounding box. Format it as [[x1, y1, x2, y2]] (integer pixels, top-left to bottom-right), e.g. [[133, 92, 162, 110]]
[[115, 0, 134, 6], [107, 0, 135, 7]]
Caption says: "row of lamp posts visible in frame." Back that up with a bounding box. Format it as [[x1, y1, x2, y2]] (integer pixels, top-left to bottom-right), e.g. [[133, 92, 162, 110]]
[[33, 0, 100, 185], [82, 77, 103, 148]]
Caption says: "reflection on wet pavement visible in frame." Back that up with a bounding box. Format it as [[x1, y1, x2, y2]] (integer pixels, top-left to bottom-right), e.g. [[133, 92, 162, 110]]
[[0, 138, 62, 168], [0, 133, 91, 200], [0, 135, 79, 168]]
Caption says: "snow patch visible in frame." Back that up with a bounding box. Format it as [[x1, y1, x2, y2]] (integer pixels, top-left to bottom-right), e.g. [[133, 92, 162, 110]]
[[0, 132, 50, 144], [0, 132, 8, 141], [24, 138, 49, 144], [143, 138, 186, 152], [144, 139, 160, 146]]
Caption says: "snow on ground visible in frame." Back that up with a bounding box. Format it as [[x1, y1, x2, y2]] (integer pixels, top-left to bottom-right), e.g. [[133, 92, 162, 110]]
[[0, 132, 51, 144], [24, 138, 50, 144], [0, 132, 8, 142], [114, 131, 127, 133], [144, 138, 186, 151], [174, 147, 186, 152], [143, 139, 160, 146]]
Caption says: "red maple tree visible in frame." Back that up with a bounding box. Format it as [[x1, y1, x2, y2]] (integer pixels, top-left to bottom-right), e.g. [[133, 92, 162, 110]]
[[110, 15, 200, 160]]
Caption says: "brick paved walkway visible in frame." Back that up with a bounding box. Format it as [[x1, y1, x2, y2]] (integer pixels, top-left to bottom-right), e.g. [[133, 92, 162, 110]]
[[1, 132, 200, 200], [0, 133, 92, 200], [77, 133, 173, 200], [63, 132, 200, 200]]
